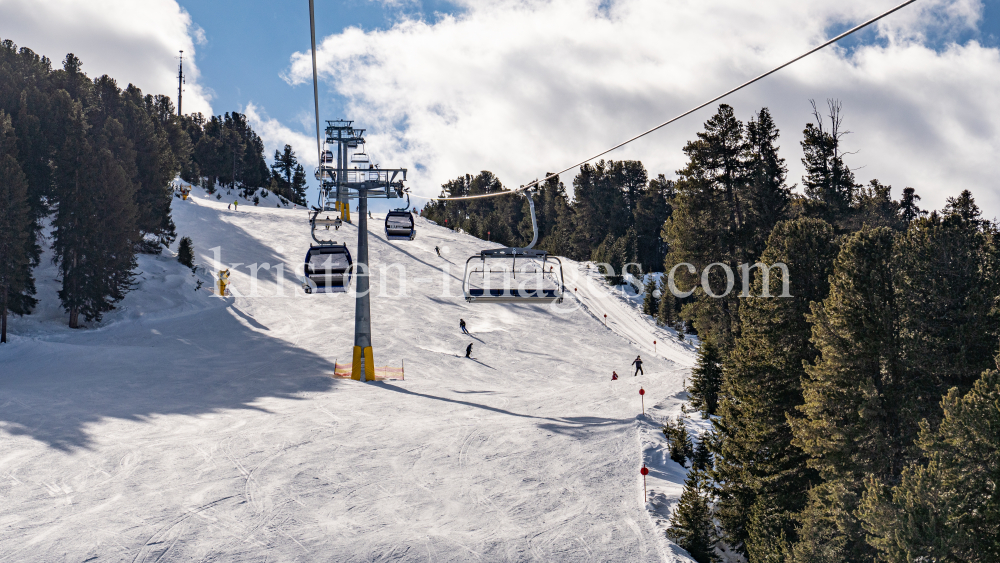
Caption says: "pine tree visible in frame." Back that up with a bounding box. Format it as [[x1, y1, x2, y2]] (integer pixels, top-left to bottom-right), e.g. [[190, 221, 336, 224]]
[[712, 217, 838, 558], [657, 276, 676, 326], [894, 203, 1000, 421], [742, 108, 790, 260], [0, 111, 37, 343], [897, 186, 924, 224], [664, 419, 694, 466], [789, 226, 899, 562], [634, 174, 674, 271], [667, 470, 718, 563], [51, 99, 139, 328], [642, 274, 658, 315], [689, 340, 722, 417], [692, 437, 712, 472], [291, 163, 307, 204], [177, 236, 195, 270], [858, 368, 1000, 562], [663, 104, 750, 352], [800, 100, 858, 228]]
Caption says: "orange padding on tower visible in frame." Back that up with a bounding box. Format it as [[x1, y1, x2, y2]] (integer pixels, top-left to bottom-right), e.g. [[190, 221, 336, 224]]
[[333, 362, 404, 380]]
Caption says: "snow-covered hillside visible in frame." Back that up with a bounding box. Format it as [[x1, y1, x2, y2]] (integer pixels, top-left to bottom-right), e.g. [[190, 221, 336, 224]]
[[1, 186, 701, 561]]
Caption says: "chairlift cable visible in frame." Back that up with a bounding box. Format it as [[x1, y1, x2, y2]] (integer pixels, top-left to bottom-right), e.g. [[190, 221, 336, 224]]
[[410, 0, 918, 202], [308, 0, 323, 169]]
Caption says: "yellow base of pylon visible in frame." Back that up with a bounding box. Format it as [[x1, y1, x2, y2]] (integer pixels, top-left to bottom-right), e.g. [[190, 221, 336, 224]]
[[351, 346, 374, 381], [338, 201, 351, 223]]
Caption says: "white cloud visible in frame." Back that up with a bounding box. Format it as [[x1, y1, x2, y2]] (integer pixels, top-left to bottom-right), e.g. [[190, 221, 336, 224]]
[[244, 102, 319, 168], [281, 0, 1000, 216], [0, 0, 213, 116]]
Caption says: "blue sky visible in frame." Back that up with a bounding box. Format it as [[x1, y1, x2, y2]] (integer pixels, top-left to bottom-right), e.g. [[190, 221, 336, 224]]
[[3, 0, 997, 214], [183, 0, 1000, 133], [177, 0, 461, 152]]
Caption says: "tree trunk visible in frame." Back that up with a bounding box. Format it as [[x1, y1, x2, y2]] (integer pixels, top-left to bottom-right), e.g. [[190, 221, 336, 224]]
[[1, 288, 7, 344], [69, 307, 79, 329]]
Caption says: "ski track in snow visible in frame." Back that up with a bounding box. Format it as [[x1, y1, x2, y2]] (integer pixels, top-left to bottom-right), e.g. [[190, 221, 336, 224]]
[[0, 186, 699, 561]]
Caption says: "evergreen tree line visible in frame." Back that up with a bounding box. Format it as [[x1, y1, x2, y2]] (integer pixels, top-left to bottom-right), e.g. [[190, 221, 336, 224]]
[[420, 162, 675, 281], [673, 102, 1000, 562], [0, 39, 285, 337], [177, 113, 308, 206]]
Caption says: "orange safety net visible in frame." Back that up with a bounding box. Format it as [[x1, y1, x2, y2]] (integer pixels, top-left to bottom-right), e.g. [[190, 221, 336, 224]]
[[332, 362, 404, 380]]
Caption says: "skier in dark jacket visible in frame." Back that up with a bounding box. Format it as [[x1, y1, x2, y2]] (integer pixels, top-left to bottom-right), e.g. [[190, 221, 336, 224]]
[[460, 319, 469, 334], [632, 356, 644, 376], [466, 343, 473, 358], [435, 246, 441, 257]]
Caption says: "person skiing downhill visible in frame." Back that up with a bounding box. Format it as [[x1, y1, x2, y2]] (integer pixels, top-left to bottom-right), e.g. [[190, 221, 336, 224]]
[[612, 371, 618, 381], [466, 343, 473, 358], [435, 246, 441, 257], [233, 200, 238, 211], [632, 356, 644, 376], [460, 319, 469, 334]]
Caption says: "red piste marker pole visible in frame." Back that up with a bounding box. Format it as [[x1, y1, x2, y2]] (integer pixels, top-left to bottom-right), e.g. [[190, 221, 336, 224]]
[[654, 340, 657, 354], [604, 314, 607, 326], [639, 387, 645, 414], [641, 465, 649, 500]]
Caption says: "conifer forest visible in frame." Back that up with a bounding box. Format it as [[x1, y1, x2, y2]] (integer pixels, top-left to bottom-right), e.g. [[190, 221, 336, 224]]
[[424, 101, 1000, 562]]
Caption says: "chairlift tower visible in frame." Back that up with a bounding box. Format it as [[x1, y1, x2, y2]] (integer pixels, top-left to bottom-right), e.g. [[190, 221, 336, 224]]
[[316, 120, 407, 380]]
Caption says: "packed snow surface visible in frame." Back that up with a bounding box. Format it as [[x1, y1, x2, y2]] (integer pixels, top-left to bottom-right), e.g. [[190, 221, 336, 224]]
[[1, 188, 699, 561]]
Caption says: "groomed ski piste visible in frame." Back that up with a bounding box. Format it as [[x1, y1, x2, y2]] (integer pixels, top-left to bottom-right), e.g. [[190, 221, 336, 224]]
[[1, 185, 711, 562]]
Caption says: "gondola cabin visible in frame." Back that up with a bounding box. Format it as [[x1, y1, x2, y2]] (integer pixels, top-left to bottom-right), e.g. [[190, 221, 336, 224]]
[[384, 211, 416, 240], [303, 244, 353, 293]]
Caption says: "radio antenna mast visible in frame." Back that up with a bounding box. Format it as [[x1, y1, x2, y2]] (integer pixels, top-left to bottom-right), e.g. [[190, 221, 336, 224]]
[[177, 50, 185, 116]]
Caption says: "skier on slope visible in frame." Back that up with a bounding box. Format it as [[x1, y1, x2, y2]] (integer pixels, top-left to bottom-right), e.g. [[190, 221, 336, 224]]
[[228, 201, 232, 210], [612, 371, 618, 381], [233, 200, 239, 211], [460, 319, 469, 334], [466, 343, 473, 358], [435, 246, 441, 257], [632, 355, 644, 376]]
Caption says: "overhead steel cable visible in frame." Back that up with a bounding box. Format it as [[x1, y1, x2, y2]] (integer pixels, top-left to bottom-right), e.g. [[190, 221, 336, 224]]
[[411, 0, 918, 202], [308, 0, 323, 168]]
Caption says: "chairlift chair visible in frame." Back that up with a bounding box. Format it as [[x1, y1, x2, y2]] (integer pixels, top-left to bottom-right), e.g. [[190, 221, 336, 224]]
[[461, 190, 564, 303], [302, 210, 353, 294]]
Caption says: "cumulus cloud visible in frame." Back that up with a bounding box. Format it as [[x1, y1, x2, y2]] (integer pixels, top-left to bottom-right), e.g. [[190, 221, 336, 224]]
[[281, 0, 999, 215], [245, 103, 319, 168], [0, 0, 213, 116]]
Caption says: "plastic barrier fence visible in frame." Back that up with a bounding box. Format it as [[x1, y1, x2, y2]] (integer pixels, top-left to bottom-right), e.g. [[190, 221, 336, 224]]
[[332, 362, 404, 381]]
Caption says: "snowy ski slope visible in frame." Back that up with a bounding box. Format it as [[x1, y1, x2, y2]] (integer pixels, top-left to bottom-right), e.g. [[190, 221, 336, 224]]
[[1, 187, 700, 562]]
